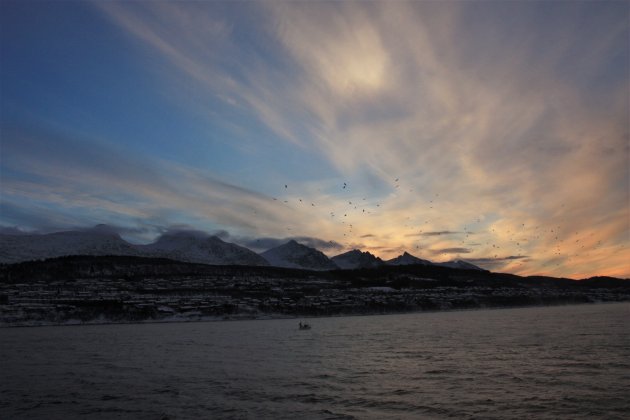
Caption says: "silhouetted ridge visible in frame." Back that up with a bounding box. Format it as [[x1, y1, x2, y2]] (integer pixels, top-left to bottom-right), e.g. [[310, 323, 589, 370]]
[[331, 249, 384, 269]]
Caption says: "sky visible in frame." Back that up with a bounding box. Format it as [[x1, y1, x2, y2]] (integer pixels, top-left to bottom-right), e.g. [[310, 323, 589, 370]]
[[0, 1, 628, 279]]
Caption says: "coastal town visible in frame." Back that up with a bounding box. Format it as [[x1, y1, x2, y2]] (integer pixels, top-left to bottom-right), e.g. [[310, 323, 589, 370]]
[[2, 256, 628, 326]]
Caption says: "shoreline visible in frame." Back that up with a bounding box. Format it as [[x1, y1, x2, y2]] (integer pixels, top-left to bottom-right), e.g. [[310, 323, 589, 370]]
[[2, 300, 627, 329]]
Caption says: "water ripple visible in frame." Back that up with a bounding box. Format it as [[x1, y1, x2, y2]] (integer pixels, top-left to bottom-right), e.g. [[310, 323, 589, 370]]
[[1, 303, 628, 419]]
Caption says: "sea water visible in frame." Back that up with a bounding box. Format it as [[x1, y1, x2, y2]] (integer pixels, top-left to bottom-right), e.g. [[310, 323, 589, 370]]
[[1, 303, 629, 419]]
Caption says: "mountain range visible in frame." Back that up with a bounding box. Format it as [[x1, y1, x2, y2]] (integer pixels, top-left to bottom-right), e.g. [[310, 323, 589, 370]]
[[0, 225, 267, 266], [260, 240, 338, 270], [0, 225, 483, 271], [0, 225, 138, 264]]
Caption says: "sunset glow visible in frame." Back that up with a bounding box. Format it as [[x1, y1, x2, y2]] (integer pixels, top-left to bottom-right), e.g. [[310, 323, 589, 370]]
[[1, 1, 628, 278]]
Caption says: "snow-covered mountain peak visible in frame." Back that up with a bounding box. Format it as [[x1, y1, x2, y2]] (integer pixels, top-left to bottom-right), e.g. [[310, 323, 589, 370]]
[[386, 252, 432, 266], [331, 249, 384, 269], [140, 232, 267, 266], [261, 240, 338, 271]]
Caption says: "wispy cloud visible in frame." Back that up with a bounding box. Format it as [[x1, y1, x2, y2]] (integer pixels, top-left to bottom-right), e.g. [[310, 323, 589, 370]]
[[406, 231, 463, 237], [464, 255, 531, 272], [0, 122, 299, 239], [1, 1, 627, 278], [431, 248, 472, 256]]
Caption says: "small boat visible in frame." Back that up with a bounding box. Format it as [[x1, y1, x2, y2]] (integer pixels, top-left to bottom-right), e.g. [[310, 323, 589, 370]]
[[298, 322, 311, 330]]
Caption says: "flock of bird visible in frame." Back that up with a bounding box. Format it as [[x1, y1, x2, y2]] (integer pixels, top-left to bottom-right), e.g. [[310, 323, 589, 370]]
[[268, 178, 603, 274], [275, 181, 383, 240]]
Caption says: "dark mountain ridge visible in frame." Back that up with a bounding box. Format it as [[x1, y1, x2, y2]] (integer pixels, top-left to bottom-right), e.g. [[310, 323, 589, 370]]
[[1, 255, 626, 288]]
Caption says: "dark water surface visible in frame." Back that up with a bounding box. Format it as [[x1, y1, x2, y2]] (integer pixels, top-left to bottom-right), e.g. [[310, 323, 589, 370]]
[[2, 303, 629, 419]]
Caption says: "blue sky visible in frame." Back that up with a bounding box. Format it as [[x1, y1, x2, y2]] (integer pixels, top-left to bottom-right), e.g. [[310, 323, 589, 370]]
[[1, 1, 628, 278]]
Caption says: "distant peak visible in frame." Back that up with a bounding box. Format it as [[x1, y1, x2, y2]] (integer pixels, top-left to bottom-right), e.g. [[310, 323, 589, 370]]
[[330, 248, 384, 270], [87, 224, 120, 236], [358, 250, 376, 257]]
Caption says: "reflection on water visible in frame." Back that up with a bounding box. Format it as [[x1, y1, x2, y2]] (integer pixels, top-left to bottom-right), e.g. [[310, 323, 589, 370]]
[[1, 303, 629, 419]]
